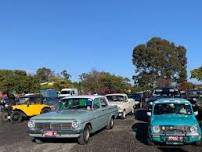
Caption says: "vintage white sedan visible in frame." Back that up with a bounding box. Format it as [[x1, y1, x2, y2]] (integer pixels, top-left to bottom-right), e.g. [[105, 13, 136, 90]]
[[105, 93, 135, 119]]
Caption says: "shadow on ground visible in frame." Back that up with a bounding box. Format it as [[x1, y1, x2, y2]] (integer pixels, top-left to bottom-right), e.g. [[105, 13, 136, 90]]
[[36, 138, 77, 144], [158, 147, 189, 152], [132, 122, 148, 145]]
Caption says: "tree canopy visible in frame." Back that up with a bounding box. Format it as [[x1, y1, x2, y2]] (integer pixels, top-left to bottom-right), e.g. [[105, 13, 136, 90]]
[[0, 70, 40, 94], [36, 67, 54, 83], [132, 37, 187, 89], [191, 66, 202, 81], [79, 70, 131, 94]]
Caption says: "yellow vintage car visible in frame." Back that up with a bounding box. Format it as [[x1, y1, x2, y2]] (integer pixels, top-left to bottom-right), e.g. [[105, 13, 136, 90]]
[[11, 94, 52, 122]]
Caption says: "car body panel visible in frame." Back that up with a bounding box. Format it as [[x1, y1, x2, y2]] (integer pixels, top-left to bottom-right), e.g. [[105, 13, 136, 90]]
[[12, 104, 49, 116]]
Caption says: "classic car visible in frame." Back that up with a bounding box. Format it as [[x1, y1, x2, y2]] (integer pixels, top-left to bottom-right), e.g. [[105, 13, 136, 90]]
[[143, 88, 181, 112], [11, 94, 53, 122], [28, 95, 118, 145], [147, 98, 202, 145], [127, 93, 143, 108], [105, 93, 135, 119]]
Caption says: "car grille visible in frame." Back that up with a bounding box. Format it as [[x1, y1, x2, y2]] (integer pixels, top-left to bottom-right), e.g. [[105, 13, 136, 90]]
[[160, 126, 190, 133], [35, 122, 72, 131]]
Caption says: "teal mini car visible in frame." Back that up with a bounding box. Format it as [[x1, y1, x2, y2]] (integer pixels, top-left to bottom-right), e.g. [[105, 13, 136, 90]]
[[147, 98, 202, 145], [28, 95, 118, 145]]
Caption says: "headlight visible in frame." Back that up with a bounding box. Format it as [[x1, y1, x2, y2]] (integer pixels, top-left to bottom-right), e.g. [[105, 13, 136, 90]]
[[190, 126, 198, 133], [72, 121, 79, 129], [152, 125, 160, 133], [28, 121, 35, 128]]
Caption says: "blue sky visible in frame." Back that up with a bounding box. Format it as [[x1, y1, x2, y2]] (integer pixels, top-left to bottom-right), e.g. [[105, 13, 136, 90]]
[[0, 0, 201, 82]]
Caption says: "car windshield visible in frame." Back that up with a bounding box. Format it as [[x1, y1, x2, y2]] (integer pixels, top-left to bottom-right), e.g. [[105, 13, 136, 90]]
[[128, 94, 141, 101], [57, 98, 93, 110], [153, 88, 180, 97], [106, 95, 125, 102], [154, 103, 192, 115], [61, 91, 71, 94]]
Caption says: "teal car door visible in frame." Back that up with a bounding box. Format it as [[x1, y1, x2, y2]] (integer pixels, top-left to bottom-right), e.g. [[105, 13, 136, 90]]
[[100, 97, 111, 126], [91, 98, 105, 131]]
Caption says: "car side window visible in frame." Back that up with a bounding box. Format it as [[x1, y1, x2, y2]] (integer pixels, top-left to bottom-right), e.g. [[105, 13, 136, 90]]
[[100, 97, 108, 107], [93, 98, 101, 110]]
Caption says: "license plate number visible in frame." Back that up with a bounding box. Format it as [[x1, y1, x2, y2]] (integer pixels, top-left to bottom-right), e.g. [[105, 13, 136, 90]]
[[43, 131, 57, 137], [168, 136, 183, 141]]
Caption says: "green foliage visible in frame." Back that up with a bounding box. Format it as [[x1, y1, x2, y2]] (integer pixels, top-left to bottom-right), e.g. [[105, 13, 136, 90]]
[[132, 37, 187, 89], [80, 70, 131, 94], [39, 69, 75, 91], [0, 70, 40, 94], [60, 70, 71, 81], [36, 67, 54, 83], [191, 66, 202, 81]]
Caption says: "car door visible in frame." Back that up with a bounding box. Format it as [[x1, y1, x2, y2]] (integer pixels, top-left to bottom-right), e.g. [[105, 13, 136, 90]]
[[100, 97, 110, 126], [91, 98, 104, 131], [124, 97, 131, 114], [26, 97, 45, 116]]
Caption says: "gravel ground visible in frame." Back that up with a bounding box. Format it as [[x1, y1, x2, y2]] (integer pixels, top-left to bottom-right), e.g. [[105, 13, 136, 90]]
[[0, 109, 201, 152]]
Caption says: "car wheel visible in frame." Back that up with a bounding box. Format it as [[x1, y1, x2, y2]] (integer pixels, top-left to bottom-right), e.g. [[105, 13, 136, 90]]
[[40, 108, 51, 114], [11, 111, 23, 123], [131, 107, 135, 115], [147, 136, 154, 146], [106, 117, 114, 130], [121, 111, 126, 119], [0, 112, 10, 122], [196, 140, 202, 146], [78, 125, 91, 145], [34, 138, 43, 144]]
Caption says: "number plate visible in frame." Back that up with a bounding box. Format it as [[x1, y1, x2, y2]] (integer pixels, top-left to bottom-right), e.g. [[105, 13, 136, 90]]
[[167, 136, 183, 142], [43, 131, 57, 137]]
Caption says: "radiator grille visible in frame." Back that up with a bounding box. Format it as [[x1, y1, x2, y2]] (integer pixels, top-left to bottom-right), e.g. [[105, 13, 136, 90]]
[[35, 122, 72, 131]]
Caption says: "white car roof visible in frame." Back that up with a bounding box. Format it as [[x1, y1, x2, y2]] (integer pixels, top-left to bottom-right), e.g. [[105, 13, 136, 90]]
[[105, 93, 127, 96], [63, 95, 104, 100]]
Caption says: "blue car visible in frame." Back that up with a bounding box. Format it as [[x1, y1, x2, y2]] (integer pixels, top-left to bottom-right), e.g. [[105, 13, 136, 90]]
[[147, 98, 202, 145]]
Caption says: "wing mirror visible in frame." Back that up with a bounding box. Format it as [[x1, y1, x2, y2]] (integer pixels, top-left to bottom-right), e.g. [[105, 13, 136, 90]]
[[147, 112, 151, 117]]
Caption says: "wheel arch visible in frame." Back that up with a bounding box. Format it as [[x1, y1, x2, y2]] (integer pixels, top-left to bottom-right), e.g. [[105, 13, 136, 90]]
[[12, 109, 26, 117]]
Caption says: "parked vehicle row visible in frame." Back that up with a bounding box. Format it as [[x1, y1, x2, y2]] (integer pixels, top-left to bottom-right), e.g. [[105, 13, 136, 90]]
[[1, 87, 202, 146]]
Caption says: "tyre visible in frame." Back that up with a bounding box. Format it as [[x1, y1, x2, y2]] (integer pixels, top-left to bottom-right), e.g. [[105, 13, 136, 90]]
[[0, 112, 10, 122], [34, 138, 43, 144], [131, 107, 135, 115], [196, 140, 202, 146], [106, 117, 114, 130], [40, 108, 51, 114], [121, 111, 126, 119], [147, 136, 154, 146], [11, 111, 23, 123], [78, 125, 91, 145]]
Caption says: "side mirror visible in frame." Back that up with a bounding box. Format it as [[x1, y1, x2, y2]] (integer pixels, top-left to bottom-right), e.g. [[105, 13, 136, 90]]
[[147, 112, 151, 117], [27, 103, 30, 107], [194, 111, 198, 116]]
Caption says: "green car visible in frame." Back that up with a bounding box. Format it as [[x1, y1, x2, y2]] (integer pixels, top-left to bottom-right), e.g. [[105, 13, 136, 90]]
[[28, 95, 118, 145], [147, 98, 202, 145]]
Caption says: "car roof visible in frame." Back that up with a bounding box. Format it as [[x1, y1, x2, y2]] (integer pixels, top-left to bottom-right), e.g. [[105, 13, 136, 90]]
[[105, 93, 126, 96], [154, 98, 191, 105], [63, 95, 104, 100]]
